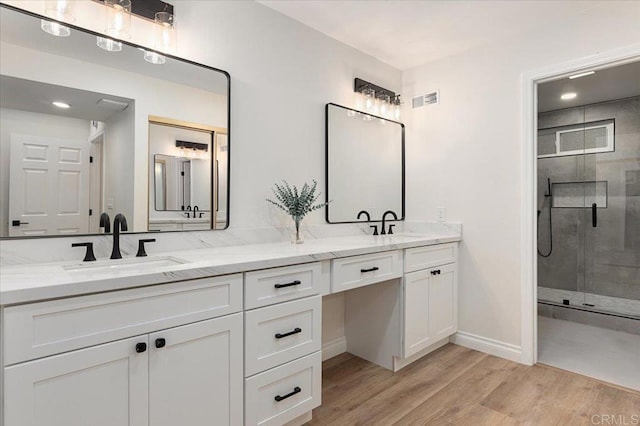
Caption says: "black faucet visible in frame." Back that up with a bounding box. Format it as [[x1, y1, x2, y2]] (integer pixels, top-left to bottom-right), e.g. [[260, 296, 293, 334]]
[[357, 210, 379, 235], [99, 212, 110, 233], [380, 210, 398, 235], [110, 213, 128, 259], [193, 205, 199, 219], [185, 205, 192, 218]]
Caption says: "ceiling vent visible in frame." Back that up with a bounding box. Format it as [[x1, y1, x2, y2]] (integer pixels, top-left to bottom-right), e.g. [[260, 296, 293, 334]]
[[97, 98, 129, 110], [412, 90, 439, 109]]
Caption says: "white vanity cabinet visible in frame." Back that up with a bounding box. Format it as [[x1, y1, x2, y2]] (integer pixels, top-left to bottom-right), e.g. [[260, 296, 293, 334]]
[[2, 274, 244, 426], [243, 262, 327, 426], [402, 243, 458, 359]]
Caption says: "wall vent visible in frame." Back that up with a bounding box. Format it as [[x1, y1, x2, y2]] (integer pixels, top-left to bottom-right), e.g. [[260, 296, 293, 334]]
[[412, 90, 439, 109]]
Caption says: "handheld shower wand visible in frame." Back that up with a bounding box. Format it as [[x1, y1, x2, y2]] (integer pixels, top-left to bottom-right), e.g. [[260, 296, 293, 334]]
[[537, 177, 553, 257]]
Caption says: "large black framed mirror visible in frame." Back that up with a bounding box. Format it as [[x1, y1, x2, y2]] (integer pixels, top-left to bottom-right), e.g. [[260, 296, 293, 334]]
[[325, 103, 405, 224], [0, 4, 230, 238]]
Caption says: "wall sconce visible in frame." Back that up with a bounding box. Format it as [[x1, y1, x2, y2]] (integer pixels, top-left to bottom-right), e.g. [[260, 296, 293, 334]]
[[41, 0, 76, 37], [354, 78, 402, 121]]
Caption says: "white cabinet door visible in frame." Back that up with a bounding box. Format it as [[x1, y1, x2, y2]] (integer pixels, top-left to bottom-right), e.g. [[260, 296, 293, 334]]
[[428, 263, 457, 342], [403, 263, 457, 358], [403, 269, 431, 357], [4, 335, 148, 426], [148, 313, 243, 426]]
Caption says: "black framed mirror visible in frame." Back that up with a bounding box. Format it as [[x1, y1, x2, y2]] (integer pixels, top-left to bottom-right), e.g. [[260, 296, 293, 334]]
[[0, 4, 230, 238], [325, 103, 405, 224]]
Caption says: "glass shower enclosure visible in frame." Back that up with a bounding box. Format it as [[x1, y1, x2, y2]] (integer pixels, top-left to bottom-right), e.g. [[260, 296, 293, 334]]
[[537, 96, 640, 320]]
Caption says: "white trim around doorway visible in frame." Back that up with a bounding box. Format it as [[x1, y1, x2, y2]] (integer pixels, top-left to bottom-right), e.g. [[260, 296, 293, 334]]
[[520, 43, 640, 366]]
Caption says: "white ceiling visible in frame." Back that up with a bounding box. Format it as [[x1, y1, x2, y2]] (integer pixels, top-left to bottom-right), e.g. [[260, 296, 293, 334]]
[[1, 75, 134, 121], [538, 61, 640, 112], [258, 0, 605, 70]]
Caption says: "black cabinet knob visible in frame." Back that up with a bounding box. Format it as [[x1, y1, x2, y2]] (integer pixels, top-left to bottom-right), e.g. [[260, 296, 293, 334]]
[[155, 338, 166, 348], [135, 342, 147, 353]]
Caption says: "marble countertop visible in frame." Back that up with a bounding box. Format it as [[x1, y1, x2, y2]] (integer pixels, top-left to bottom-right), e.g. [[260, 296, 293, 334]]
[[0, 233, 461, 306]]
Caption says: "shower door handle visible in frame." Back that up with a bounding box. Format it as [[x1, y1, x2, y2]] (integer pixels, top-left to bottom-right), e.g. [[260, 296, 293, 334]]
[[591, 203, 597, 228]]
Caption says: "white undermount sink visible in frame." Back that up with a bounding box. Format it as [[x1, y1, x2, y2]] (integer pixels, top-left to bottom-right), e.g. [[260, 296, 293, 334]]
[[63, 256, 188, 273]]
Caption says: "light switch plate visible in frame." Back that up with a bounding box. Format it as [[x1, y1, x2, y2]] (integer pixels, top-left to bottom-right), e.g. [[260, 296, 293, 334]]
[[437, 207, 446, 222]]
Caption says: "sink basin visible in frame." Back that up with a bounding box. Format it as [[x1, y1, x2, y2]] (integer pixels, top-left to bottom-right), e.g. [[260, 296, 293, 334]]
[[64, 256, 188, 273]]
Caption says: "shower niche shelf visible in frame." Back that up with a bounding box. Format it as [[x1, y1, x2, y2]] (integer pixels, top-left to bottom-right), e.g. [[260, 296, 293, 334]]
[[551, 181, 608, 208]]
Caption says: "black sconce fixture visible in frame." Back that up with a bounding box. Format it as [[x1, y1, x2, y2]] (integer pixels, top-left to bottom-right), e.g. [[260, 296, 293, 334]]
[[176, 140, 209, 152], [354, 78, 401, 121]]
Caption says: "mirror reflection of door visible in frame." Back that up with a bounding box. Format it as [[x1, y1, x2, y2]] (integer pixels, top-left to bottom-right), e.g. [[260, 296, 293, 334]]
[[154, 158, 167, 211]]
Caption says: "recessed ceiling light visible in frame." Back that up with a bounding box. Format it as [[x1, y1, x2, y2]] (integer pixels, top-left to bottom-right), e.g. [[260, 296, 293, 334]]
[[569, 71, 595, 79], [561, 93, 577, 100], [52, 101, 71, 109]]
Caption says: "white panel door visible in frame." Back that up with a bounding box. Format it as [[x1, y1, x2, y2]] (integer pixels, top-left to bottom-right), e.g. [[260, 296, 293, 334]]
[[3, 335, 149, 426], [403, 269, 431, 358], [9, 133, 90, 236], [428, 263, 457, 342], [148, 313, 243, 426]]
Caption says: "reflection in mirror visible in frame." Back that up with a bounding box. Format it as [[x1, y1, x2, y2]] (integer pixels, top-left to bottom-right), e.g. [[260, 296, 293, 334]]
[[0, 4, 230, 238], [148, 120, 227, 231], [326, 103, 404, 223]]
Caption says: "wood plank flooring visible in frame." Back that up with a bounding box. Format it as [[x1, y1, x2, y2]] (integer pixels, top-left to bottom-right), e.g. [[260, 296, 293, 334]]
[[308, 344, 640, 425]]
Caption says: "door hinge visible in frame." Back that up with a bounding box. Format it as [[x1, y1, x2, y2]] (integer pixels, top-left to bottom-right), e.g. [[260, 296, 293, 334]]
[[90, 156, 93, 163], [89, 209, 93, 216], [181, 171, 185, 176]]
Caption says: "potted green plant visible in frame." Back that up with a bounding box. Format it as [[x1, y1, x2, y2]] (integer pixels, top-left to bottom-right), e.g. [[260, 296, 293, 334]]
[[266, 180, 329, 244]]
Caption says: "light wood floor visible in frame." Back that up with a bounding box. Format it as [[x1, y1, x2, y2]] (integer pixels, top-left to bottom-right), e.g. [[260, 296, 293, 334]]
[[308, 343, 640, 425]]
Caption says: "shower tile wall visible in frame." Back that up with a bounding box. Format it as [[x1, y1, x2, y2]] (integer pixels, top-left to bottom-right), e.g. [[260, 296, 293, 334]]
[[538, 96, 640, 304]]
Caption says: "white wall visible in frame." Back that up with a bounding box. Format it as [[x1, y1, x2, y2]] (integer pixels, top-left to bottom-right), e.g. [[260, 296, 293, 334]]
[[103, 106, 135, 224], [402, 2, 640, 350], [0, 108, 90, 237]]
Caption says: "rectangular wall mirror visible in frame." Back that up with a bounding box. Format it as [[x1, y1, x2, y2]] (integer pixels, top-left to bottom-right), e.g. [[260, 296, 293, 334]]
[[0, 4, 230, 238], [325, 103, 405, 223]]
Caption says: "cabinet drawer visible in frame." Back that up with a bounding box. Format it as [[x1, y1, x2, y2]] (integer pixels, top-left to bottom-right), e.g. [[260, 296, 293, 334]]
[[331, 250, 402, 292], [245, 296, 321, 377], [3, 274, 243, 366], [245, 351, 321, 426], [245, 262, 328, 309], [405, 243, 457, 273]]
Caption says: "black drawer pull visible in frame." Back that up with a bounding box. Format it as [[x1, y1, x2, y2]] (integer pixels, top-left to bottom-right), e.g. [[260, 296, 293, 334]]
[[360, 266, 379, 273], [275, 386, 301, 402], [275, 328, 302, 339], [274, 280, 301, 289], [155, 338, 166, 348], [135, 342, 147, 353], [431, 269, 441, 275]]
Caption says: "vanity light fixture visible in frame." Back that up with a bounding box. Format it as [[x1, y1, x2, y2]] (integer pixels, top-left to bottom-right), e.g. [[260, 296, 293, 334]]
[[143, 50, 166, 65], [561, 92, 577, 100], [354, 78, 401, 121], [104, 0, 131, 40], [40, 20, 71, 37], [45, 0, 76, 22], [569, 71, 595, 79], [176, 140, 209, 160], [97, 36, 123, 52], [52, 101, 71, 109], [41, 0, 76, 37], [153, 10, 176, 53]]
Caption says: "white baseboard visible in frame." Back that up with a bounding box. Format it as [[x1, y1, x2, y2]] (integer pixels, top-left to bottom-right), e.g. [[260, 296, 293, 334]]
[[322, 336, 347, 361], [450, 331, 522, 363]]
